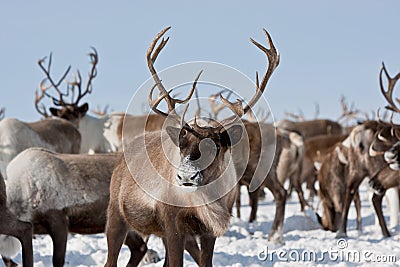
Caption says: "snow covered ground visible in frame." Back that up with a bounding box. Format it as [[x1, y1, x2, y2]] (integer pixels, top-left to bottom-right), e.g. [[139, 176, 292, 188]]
[[4, 182, 400, 267]]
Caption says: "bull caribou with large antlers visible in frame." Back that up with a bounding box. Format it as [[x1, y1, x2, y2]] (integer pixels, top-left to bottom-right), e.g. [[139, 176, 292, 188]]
[[362, 63, 400, 236], [104, 26, 280, 267], [333, 63, 400, 238], [36, 48, 167, 153], [35, 47, 122, 153]]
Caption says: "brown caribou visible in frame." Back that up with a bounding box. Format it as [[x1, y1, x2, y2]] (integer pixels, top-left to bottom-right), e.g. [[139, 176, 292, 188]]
[[364, 62, 400, 236], [276, 119, 343, 140], [104, 26, 279, 267], [315, 142, 362, 232]]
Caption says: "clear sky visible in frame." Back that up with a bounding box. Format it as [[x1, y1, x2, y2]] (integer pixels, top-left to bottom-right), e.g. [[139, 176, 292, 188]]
[[1, 1, 400, 122]]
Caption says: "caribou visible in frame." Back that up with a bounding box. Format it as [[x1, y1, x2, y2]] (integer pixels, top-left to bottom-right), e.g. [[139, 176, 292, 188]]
[[0, 115, 81, 178], [234, 122, 289, 230], [104, 26, 279, 267], [209, 92, 301, 220], [316, 142, 362, 232], [276, 118, 343, 140], [363, 62, 400, 236], [333, 119, 399, 238], [1, 147, 148, 267]]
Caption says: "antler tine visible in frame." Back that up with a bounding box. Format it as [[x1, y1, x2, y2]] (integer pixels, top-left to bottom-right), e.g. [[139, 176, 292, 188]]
[[246, 109, 256, 122], [148, 83, 173, 117], [35, 89, 50, 118], [173, 70, 203, 104], [337, 95, 360, 122], [376, 108, 384, 124], [380, 62, 400, 113], [285, 110, 305, 122], [219, 28, 279, 127], [314, 103, 320, 119], [244, 28, 280, 115], [37, 53, 72, 105], [254, 108, 270, 122], [90, 104, 109, 117], [74, 47, 98, 105], [209, 89, 230, 119], [219, 94, 244, 117], [147, 27, 175, 113], [147, 27, 201, 126], [213, 28, 279, 129], [0, 107, 4, 120]]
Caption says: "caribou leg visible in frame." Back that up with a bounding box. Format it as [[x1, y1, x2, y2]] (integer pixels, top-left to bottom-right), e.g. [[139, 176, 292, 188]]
[[199, 234, 216, 267], [336, 186, 355, 238], [44, 210, 68, 267], [291, 177, 309, 211], [248, 187, 260, 223], [264, 173, 287, 242], [235, 185, 241, 218], [336, 169, 365, 238], [184, 234, 200, 265], [0, 210, 33, 267], [124, 231, 147, 267], [353, 190, 362, 231], [104, 203, 129, 267], [372, 192, 391, 237], [164, 219, 184, 267]]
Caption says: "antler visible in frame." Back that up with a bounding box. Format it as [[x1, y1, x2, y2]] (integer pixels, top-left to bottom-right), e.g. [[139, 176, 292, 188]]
[[0, 107, 4, 120], [247, 108, 270, 122], [70, 47, 99, 105], [218, 28, 280, 127], [37, 53, 72, 106], [337, 95, 360, 122], [285, 109, 305, 121], [313, 103, 320, 119], [34, 80, 52, 118], [147, 27, 279, 130], [380, 62, 400, 113], [90, 104, 109, 117], [37, 47, 98, 109], [147, 27, 202, 126], [208, 90, 232, 119]]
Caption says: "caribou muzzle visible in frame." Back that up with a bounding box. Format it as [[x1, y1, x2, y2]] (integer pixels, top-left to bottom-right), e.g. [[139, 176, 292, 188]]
[[384, 141, 400, 170], [176, 156, 203, 189]]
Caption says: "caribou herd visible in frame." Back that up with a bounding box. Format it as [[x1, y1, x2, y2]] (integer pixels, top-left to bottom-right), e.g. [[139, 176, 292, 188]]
[[0, 26, 399, 267]]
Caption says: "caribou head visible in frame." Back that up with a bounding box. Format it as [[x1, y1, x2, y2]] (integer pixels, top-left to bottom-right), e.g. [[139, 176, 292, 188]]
[[146, 27, 279, 190], [369, 63, 400, 169]]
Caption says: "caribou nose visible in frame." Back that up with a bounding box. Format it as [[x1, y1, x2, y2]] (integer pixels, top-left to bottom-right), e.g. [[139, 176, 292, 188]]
[[176, 171, 202, 187], [384, 150, 397, 162]]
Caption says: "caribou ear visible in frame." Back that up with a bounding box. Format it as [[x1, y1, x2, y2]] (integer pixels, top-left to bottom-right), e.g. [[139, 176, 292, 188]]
[[166, 126, 182, 147], [49, 107, 61, 117], [220, 125, 243, 147], [78, 103, 89, 115]]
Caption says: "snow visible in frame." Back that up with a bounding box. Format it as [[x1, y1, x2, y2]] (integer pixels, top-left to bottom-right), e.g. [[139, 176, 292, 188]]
[[3, 183, 400, 266]]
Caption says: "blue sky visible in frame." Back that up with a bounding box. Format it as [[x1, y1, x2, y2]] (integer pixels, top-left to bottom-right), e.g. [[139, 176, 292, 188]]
[[2, 1, 400, 122]]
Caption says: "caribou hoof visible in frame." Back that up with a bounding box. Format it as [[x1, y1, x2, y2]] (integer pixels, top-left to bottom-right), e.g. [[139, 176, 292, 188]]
[[267, 227, 284, 244], [143, 249, 161, 264], [335, 231, 347, 239]]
